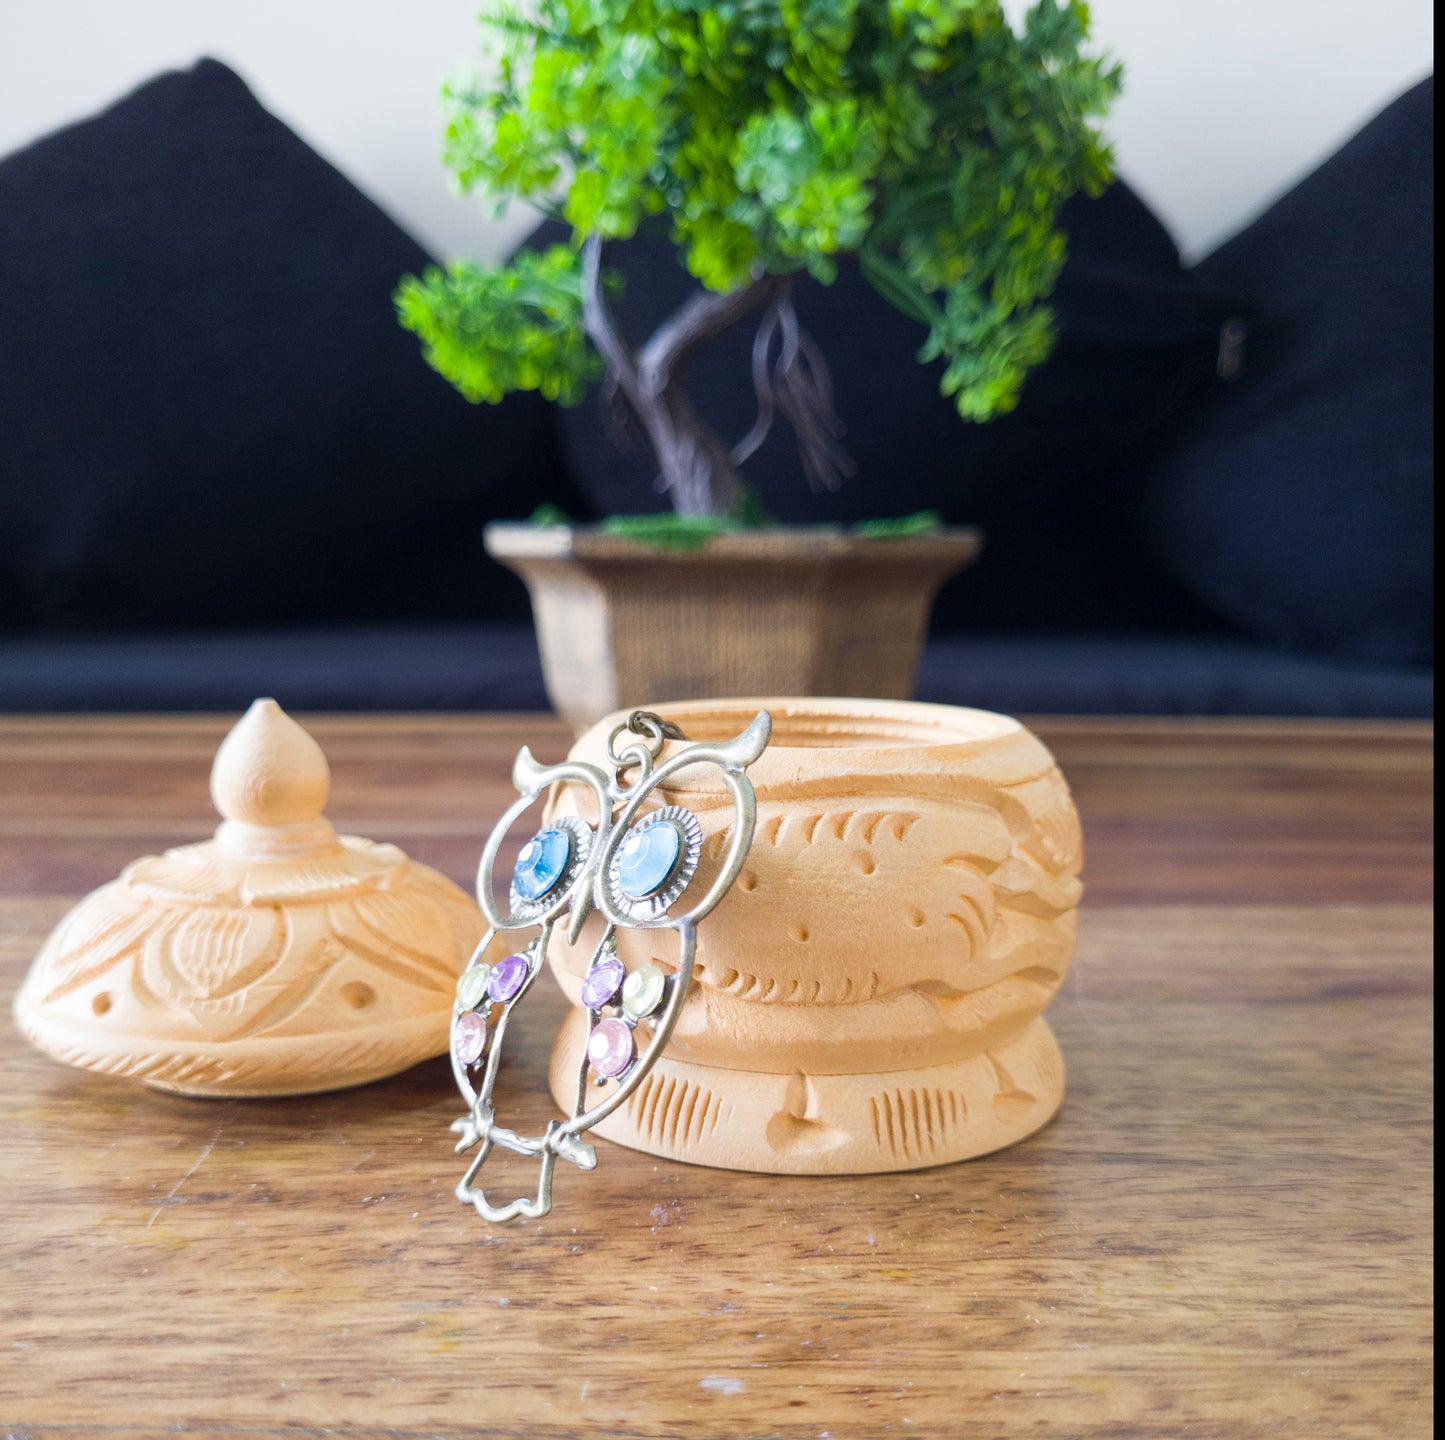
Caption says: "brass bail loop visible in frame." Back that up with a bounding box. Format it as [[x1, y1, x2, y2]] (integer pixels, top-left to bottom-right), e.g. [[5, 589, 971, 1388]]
[[606, 710, 689, 773]]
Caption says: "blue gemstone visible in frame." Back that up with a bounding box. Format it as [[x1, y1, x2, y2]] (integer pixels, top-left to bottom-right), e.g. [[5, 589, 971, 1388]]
[[616, 821, 682, 899], [513, 827, 572, 901]]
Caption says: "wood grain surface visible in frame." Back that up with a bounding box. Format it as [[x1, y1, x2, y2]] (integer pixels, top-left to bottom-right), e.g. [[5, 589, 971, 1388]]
[[0, 715, 1433, 1440]]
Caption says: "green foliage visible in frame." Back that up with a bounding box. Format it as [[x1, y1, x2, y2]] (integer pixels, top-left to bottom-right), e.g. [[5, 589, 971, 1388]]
[[396, 245, 597, 403], [602, 504, 947, 548], [399, 0, 1120, 422], [853, 509, 945, 538], [602, 512, 741, 551], [602, 483, 773, 549]]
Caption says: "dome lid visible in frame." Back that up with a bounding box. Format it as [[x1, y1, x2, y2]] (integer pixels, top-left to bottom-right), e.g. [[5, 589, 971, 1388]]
[[13, 701, 484, 1097]]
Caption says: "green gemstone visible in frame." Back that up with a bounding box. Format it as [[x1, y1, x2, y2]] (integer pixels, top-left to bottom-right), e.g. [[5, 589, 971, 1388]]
[[457, 964, 492, 1010], [621, 963, 666, 1019]]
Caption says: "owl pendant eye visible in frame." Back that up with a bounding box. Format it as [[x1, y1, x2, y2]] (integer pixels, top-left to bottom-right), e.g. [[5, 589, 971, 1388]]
[[513, 827, 572, 899], [615, 820, 679, 896], [448, 709, 771, 1225], [605, 806, 702, 922], [498, 814, 595, 925]]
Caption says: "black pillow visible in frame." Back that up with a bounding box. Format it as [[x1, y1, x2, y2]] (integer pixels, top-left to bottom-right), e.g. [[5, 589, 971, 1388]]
[[1131, 77, 1434, 665], [527, 180, 1232, 631], [0, 58, 571, 631]]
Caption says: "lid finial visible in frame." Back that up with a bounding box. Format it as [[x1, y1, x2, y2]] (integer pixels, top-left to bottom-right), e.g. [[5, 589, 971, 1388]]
[[211, 699, 335, 858]]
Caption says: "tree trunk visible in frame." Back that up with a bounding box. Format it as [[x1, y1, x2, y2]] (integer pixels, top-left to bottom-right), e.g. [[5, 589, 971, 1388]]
[[635, 380, 746, 517], [581, 236, 784, 518]]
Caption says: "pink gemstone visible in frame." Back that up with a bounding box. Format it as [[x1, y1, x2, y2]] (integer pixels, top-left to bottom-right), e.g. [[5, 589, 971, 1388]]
[[453, 1011, 487, 1066], [586, 1018, 634, 1079]]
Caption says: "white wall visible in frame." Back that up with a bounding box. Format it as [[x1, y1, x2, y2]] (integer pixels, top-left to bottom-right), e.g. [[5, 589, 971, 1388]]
[[0, 1, 1433, 263], [1083, 1, 1434, 257]]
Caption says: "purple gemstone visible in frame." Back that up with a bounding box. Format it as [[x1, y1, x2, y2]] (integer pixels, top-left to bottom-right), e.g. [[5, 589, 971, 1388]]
[[581, 957, 626, 1010], [586, 1018, 634, 1078], [453, 1011, 487, 1066], [488, 953, 530, 1004]]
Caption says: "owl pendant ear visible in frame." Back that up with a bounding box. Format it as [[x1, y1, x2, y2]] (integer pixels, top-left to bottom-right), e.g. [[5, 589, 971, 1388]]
[[448, 710, 771, 1224]]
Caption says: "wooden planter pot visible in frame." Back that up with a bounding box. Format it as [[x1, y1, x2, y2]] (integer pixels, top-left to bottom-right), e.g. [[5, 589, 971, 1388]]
[[545, 697, 1082, 1175], [484, 524, 980, 733]]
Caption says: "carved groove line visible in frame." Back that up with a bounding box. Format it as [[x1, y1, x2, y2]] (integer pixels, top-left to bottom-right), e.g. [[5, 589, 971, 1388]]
[[869, 1086, 969, 1161], [759, 809, 923, 849], [15, 1028, 437, 1089], [151, 907, 282, 1007], [351, 891, 472, 979], [987, 1050, 1038, 1105], [215, 941, 338, 1042], [944, 893, 991, 950], [702, 964, 882, 1004], [41, 920, 150, 1004], [627, 1071, 724, 1148]]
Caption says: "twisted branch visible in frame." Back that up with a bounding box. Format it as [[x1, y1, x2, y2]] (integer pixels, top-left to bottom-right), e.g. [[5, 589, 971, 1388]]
[[582, 236, 854, 514], [638, 271, 788, 398], [580, 234, 640, 409], [731, 290, 855, 493]]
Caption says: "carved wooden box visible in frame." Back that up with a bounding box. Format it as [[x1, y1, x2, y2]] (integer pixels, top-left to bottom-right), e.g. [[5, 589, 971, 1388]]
[[545, 698, 1082, 1174]]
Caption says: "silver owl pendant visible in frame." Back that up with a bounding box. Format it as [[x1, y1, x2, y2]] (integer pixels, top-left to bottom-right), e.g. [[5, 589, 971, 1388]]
[[447, 709, 771, 1223]]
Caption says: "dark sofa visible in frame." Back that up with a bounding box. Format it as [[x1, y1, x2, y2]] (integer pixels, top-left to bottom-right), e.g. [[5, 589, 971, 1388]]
[[0, 62, 1432, 717]]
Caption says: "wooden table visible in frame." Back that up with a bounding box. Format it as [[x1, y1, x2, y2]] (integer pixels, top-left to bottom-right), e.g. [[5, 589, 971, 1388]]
[[0, 715, 1433, 1439]]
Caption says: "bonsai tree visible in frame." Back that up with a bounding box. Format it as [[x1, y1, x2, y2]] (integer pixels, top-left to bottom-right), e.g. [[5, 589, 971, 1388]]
[[397, 0, 1121, 519]]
